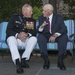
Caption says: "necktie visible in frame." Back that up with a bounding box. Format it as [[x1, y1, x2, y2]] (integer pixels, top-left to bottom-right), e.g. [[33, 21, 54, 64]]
[[48, 18, 50, 31]]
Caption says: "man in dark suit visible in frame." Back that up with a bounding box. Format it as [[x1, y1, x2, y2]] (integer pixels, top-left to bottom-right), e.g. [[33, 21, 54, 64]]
[[38, 4, 68, 70], [6, 4, 37, 74]]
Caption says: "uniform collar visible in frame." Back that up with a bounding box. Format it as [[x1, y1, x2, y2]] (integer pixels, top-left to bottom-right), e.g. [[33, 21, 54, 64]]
[[21, 13, 32, 20]]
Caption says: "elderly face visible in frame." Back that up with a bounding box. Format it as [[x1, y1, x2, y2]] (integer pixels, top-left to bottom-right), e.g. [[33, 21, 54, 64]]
[[43, 5, 53, 18], [22, 6, 33, 18]]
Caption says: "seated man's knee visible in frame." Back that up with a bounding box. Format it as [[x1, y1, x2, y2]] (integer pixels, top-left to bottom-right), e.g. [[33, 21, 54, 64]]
[[7, 36, 16, 43], [56, 34, 68, 44], [30, 36, 37, 42]]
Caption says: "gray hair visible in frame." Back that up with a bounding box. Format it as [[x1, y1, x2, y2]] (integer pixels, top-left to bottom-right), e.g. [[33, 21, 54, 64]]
[[22, 4, 32, 11], [43, 4, 54, 11]]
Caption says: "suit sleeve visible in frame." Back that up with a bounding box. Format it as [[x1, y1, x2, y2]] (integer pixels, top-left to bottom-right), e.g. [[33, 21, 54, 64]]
[[55, 15, 67, 35], [53, 15, 67, 35], [37, 16, 44, 33]]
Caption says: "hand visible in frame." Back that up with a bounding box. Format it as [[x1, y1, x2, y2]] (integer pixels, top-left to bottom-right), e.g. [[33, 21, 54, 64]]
[[49, 34, 58, 42], [49, 36, 56, 42], [40, 21, 48, 28], [17, 32, 28, 41], [53, 34, 58, 38]]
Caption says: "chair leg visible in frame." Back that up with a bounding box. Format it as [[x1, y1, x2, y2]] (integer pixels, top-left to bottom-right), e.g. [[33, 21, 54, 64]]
[[70, 43, 74, 62]]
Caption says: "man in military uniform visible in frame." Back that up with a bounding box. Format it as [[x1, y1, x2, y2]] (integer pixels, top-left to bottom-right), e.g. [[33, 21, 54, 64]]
[[6, 4, 37, 74]]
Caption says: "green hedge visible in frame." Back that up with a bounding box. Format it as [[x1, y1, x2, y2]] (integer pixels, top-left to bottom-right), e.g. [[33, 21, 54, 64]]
[[0, 0, 42, 22]]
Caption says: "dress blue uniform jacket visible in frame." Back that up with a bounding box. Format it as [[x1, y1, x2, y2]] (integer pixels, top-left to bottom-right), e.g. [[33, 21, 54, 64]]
[[6, 14, 36, 40]]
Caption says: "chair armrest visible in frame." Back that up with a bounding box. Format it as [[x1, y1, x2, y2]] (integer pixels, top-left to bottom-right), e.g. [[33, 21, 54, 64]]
[[68, 34, 75, 42], [69, 34, 75, 38]]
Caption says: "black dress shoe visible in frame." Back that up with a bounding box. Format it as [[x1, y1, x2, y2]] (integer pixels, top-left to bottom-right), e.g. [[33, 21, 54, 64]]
[[57, 63, 66, 70], [16, 59, 24, 74], [43, 61, 50, 70], [21, 58, 29, 68], [16, 64, 24, 74]]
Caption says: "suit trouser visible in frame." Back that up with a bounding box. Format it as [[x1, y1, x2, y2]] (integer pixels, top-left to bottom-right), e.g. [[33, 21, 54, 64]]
[[7, 36, 37, 64], [38, 33, 68, 63]]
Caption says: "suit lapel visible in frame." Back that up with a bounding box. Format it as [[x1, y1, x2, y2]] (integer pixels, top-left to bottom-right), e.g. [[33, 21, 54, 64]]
[[51, 13, 56, 28]]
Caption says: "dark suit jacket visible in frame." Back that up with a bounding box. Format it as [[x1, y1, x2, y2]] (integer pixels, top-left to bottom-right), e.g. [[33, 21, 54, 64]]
[[6, 14, 36, 40], [38, 13, 67, 36]]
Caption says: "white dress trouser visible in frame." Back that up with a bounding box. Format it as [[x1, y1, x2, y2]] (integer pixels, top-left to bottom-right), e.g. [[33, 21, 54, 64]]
[[7, 36, 37, 64]]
